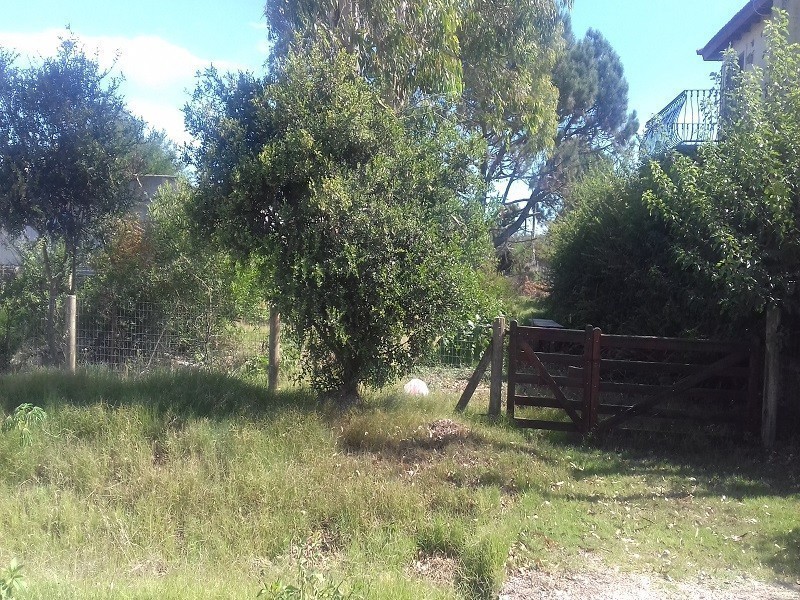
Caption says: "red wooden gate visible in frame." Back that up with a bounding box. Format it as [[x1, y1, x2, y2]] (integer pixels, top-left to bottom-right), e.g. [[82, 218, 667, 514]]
[[506, 322, 761, 435]]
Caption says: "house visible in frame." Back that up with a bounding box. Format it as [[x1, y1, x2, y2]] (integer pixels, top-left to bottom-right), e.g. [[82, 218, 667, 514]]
[[0, 174, 177, 268], [697, 0, 800, 69], [642, 0, 799, 155]]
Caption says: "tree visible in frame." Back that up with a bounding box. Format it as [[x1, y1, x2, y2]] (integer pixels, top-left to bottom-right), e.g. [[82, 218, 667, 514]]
[[263, 2, 639, 257], [645, 12, 800, 322], [547, 11, 800, 340], [264, 0, 570, 225], [494, 24, 638, 252], [0, 37, 151, 361], [186, 49, 492, 400]]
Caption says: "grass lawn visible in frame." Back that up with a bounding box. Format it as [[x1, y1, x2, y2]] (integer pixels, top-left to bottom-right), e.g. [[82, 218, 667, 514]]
[[0, 369, 798, 599]]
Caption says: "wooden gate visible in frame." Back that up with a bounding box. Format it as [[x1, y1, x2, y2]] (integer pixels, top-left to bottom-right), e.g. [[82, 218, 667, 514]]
[[507, 322, 762, 435]]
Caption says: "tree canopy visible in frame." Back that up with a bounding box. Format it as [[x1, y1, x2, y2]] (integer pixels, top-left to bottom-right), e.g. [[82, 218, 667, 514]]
[[0, 37, 152, 289], [186, 49, 492, 399], [547, 11, 800, 337], [494, 23, 638, 251]]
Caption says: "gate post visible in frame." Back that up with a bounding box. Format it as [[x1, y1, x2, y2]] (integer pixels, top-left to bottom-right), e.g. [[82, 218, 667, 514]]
[[582, 326, 601, 434], [488, 316, 506, 417]]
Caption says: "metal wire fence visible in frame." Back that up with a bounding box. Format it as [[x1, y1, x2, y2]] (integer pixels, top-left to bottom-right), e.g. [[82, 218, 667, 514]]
[[3, 289, 488, 374], [2, 298, 270, 373], [424, 325, 492, 368]]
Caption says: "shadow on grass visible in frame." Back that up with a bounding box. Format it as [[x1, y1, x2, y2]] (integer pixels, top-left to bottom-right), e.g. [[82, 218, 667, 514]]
[[0, 368, 318, 422], [538, 428, 800, 499], [765, 527, 800, 580]]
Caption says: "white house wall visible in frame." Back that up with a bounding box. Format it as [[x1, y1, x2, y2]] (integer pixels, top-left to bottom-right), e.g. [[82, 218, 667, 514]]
[[733, 0, 800, 69]]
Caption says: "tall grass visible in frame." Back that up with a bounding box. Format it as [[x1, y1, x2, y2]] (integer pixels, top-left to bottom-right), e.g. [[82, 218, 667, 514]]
[[0, 369, 797, 599]]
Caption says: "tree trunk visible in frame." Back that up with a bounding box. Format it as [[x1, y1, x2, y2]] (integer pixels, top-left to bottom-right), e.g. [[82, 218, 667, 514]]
[[42, 243, 60, 366]]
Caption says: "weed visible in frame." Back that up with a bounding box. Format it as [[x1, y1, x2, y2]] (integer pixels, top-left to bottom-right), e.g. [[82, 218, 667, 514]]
[[0, 559, 25, 599], [2, 403, 47, 446]]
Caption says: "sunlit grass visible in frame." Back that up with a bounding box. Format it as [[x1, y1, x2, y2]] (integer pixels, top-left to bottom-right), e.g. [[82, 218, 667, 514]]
[[0, 369, 797, 599]]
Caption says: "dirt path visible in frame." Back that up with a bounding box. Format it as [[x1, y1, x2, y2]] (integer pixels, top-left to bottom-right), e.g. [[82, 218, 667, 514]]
[[499, 567, 800, 599]]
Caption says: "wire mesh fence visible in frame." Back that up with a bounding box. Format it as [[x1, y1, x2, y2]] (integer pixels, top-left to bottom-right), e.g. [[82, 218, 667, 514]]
[[2, 284, 490, 375], [424, 325, 492, 368], [2, 297, 270, 373], [76, 300, 271, 372]]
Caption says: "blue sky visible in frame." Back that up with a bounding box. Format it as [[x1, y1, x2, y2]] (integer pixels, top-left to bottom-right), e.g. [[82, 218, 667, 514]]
[[0, 0, 753, 143]]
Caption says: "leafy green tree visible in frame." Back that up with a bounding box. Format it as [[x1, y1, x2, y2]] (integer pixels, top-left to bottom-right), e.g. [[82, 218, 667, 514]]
[[546, 163, 726, 336], [186, 50, 491, 400], [266, 2, 566, 194], [644, 12, 800, 322], [0, 37, 151, 361], [494, 24, 638, 252]]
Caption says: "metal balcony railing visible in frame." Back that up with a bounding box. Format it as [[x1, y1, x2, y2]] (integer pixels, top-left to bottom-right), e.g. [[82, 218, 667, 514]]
[[642, 89, 720, 156]]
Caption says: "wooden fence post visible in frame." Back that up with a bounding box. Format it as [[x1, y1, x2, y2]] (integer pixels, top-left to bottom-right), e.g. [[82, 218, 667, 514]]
[[66, 294, 77, 374], [582, 326, 601, 434], [762, 305, 781, 448], [488, 316, 506, 417], [268, 306, 281, 393]]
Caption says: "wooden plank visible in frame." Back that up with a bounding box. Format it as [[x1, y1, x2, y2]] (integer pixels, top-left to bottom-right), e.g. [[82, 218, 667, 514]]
[[533, 353, 584, 366], [594, 351, 749, 434], [511, 372, 585, 388], [599, 359, 749, 377], [516, 326, 586, 344], [585, 326, 601, 434], [597, 381, 748, 400], [746, 336, 763, 434], [600, 334, 748, 354], [513, 418, 579, 432], [514, 396, 583, 410], [517, 339, 583, 426], [455, 339, 493, 412], [595, 403, 744, 422], [268, 306, 281, 393], [762, 306, 780, 448]]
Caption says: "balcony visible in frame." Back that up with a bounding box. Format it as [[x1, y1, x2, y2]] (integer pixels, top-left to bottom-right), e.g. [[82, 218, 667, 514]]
[[642, 89, 720, 156]]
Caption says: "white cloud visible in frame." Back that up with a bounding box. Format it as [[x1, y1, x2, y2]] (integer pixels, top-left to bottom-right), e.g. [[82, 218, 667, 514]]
[[0, 28, 242, 87], [0, 28, 246, 142], [128, 98, 189, 146]]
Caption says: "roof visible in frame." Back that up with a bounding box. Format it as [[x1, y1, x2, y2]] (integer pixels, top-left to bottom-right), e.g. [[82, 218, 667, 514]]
[[697, 0, 773, 61]]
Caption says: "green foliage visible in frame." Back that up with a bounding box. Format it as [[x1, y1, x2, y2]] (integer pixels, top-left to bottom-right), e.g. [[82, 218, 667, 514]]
[[0, 35, 152, 283], [548, 13, 800, 336], [79, 180, 266, 365], [258, 560, 365, 600], [495, 22, 639, 249], [2, 403, 47, 446], [0, 559, 25, 600], [264, 0, 579, 248], [186, 49, 491, 398], [546, 163, 729, 335], [0, 34, 167, 364], [644, 11, 800, 321]]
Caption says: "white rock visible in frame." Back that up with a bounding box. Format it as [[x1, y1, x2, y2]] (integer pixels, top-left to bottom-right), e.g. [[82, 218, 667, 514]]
[[403, 378, 430, 396]]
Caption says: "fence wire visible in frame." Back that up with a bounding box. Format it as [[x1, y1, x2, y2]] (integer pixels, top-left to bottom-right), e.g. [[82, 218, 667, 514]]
[[3, 288, 488, 374]]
